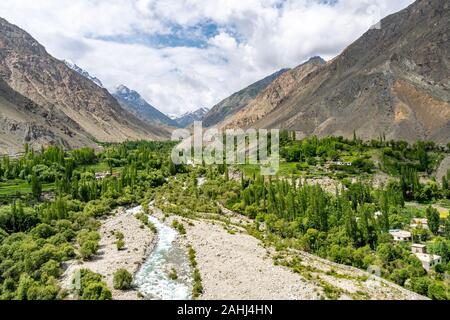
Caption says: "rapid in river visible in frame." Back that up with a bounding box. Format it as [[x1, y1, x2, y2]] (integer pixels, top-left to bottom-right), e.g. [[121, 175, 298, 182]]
[[128, 206, 192, 300]]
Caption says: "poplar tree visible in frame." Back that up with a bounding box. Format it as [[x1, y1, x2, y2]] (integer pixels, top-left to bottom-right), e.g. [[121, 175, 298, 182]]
[[426, 206, 440, 235], [31, 171, 42, 201]]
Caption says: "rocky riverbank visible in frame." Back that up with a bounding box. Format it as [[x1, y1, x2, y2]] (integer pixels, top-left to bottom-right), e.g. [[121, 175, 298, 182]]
[[60, 207, 156, 300]]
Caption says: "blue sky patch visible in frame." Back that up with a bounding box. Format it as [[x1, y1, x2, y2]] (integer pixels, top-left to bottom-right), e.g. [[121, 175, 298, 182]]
[[87, 20, 224, 49]]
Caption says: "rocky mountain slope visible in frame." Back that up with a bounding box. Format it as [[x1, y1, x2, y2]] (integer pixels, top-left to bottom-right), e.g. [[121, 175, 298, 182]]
[[113, 85, 178, 127], [221, 0, 450, 143], [0, 77, 96, 154], [202, 68, 289, 128], [174, 107, 209, 128], [0, 17, 169, 154], [220, 57, 326, 130]]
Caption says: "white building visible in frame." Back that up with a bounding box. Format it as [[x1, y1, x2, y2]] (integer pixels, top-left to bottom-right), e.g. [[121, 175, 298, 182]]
[[414, 253, 442, 272], [411, 244, 427, 254], [411, 243, 442, 272], [389, 230, 412, 242], [95, 172, 110, 180], [374, 211, 383, 218], [334, 161, 352, 166]]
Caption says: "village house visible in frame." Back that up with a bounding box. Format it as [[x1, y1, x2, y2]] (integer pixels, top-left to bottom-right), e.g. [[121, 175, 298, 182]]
[[411, 244, 442, 272], [415, 253, 442, 272], [389, 230, 412, 242], [374, 211, 383, 218], [410, 218, 429, 230], [95, 172, 120, 180], [95, 172, 110, 180], [333, 161, 352, 167], [411, 244, 427, 254]]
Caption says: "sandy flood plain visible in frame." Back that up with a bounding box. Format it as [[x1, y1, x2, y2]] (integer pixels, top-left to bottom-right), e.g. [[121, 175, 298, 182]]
[[153, 206, 426, 301]]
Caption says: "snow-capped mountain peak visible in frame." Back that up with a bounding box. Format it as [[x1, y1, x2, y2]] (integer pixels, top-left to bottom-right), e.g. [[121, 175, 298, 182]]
[[64, 60, 104, 88], [112, 84, 179, 127], [167, 113, 180, 120], [182, 107, 209, 117], [113, 84, 143, 102], [174, 107, 210, 127]]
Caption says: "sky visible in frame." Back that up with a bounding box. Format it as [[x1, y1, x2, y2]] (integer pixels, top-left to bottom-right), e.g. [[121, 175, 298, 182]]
[[0, 0, 414, 116]]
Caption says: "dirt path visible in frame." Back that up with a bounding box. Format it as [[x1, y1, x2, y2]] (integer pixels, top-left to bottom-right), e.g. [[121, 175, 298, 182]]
[[60, 207, 156, 300]]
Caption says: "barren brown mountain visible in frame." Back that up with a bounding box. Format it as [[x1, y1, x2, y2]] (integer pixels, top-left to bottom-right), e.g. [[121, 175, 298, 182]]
[[221, 0, 450, 143], [0, 17, 169, 154], [202, 68, 289, 128]]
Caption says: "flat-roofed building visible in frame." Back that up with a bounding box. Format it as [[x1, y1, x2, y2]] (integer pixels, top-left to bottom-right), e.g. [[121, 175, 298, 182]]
[[411, 244, 427, 254], [389, 230, 412, 242], [414, 253, 442, 272]]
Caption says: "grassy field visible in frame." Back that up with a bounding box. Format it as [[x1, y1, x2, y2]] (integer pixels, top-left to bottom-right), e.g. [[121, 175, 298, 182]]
[[0, 179, 54, 196], [83, 162, 111, 173], [239, 160, 331, 175], [405, 201, 450, 219]]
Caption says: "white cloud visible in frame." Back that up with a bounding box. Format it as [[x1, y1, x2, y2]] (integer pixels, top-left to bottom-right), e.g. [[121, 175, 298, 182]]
[[0, 0, 415, 115]]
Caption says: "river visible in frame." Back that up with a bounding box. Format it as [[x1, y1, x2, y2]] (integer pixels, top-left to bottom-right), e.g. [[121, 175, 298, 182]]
[[129, 206, 192, 300]]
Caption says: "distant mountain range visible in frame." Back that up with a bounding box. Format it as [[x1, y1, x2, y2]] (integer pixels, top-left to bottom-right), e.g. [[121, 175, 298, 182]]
[[64, 62, 209, 128]]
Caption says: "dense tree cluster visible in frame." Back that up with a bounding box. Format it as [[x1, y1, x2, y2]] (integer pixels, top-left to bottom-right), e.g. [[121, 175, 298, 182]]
[[0, 141, 176, 300], [280, 135, 375, 175], [222, 173, 449, 299]]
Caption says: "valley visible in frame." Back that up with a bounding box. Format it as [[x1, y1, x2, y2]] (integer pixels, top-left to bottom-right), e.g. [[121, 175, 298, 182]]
[[0, 0, 448, 303], [0, 136, 449, 300]]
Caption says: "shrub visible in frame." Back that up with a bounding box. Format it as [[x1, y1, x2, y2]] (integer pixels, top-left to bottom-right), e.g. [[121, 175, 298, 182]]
[[58, 243, 76, 260], [428, 283, 447, 300], [168, 268, 178, 280], [74, 269, 112, 300], [187, 245, 203, 298], [135, 213, 157, 233], [40, 259, 61, 279], [83, 200, 110, 217], [79, 240, 99, 260], [411, 277, 431, 296], [193, 281, 204, 298], [26, 282, 60, 300], [113, 269, 133, 290], [114, 231, 124, 241], [77, 230, 100, 246], [77, 230, 100, 260], [31, 224, 57, 239], [82, 282, 112, 300], [116, 239, 125, 251], [172, 220, 186, 235]]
